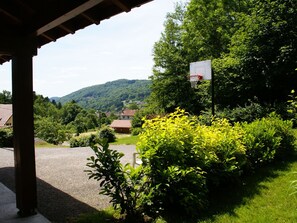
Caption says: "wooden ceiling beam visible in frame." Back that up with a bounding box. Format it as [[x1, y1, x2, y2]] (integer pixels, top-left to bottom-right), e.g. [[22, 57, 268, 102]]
[[41, 33, 55, 42], [81, 12, 100, 25], [111, 0, 131, 12], [36, 0, 104, 36], [0, 8, 22, 24], [58, 24, 75, 34]]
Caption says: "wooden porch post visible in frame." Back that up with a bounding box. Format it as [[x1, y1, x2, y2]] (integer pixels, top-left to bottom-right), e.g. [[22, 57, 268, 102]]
[[11, 36, 37, 216]]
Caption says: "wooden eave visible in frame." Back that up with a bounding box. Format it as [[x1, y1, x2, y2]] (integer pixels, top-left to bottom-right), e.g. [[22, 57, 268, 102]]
[[0, 0, 153, 64]]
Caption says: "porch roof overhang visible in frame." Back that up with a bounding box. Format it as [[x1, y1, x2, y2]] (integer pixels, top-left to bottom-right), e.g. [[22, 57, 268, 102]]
[[0, 0, 153, 217], [0, 0, 152, 64]]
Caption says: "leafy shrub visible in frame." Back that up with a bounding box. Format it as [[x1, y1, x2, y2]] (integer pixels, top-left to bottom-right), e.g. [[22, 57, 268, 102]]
[[131, 127, 142, 136], [85, 109, 296, 221], [242, 118, 281, 168], [199, 101, 271, 125], [70, 134, 97, 148], [137, 109, 295, 215], [0, 128, 13, 147], [137, 109, 208, 215], [86, 140, 153, 222], [194, 119, 246, 186], [35, 117, 70, 145], [98, 126, 116, 143], [242, 114, 295, 168]]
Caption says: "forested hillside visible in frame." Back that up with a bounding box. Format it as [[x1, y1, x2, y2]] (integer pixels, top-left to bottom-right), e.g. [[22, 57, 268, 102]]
[[56, 79, 151, 112]]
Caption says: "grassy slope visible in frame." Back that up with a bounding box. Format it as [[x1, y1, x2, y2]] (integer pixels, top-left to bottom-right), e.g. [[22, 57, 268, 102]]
[[74, 155, 297, 223], [197, 155, 297, 223]]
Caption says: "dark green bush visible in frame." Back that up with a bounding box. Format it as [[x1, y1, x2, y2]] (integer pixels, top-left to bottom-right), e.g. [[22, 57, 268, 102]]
[[242, 113, 295, 168], [199, 101, 273, 125], [242, 119, 281, 168], [0, 128, 13, 147], [98, 126, 116, 143], [86, 140, 153, 222], [70, 134, 97, 148], [131, 127, 142, 136], [35, 117, 70, 145], [258, 114, 295, 159]]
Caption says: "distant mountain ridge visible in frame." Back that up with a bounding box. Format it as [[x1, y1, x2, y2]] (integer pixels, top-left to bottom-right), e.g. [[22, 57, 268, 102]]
[[55, 79, 151, 112]]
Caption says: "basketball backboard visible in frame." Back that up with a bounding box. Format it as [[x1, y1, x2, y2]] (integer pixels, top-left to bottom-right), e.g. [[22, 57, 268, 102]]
[[189, 60, 212, 81]]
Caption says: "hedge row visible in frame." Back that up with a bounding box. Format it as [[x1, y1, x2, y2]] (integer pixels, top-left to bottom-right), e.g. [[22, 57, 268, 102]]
[[70, 126, 116, 148], [136, 109, 296, 216]]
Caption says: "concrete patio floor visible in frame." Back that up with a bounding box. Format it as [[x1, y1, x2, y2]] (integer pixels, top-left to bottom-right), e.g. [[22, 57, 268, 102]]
[[0, 183, 50, 223]]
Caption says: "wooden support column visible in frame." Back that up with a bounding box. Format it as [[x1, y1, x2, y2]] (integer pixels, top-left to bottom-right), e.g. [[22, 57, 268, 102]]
[[11, 36, 37, 216]]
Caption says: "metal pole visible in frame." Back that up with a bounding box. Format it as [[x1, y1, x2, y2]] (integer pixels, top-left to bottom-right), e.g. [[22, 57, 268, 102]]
[[211, 64, 215, 116]]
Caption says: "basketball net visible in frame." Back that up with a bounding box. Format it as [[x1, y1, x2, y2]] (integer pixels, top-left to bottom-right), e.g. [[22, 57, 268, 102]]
[[190, 80, 198, 88], [189, 74, 203, 88]]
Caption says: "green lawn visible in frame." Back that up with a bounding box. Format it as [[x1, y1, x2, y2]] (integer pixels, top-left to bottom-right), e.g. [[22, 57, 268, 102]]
[[196, 157, 297, 223], [73, 154, 297, 223], [110, 135, 139, 145]]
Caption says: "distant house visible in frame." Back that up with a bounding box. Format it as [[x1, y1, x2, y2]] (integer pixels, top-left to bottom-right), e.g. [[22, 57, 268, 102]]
[[110, 109, 137, 133], [0, 104, 13, 128], [110, 120, 132, 134], [120, 109, 137, 120]]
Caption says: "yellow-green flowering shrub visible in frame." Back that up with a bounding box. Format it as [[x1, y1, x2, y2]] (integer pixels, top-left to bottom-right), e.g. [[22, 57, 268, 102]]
[[193, 119, 246, 185], [137, 109, 207, 215], [86, 109, 296, 220], [137, 109, 246, 215]]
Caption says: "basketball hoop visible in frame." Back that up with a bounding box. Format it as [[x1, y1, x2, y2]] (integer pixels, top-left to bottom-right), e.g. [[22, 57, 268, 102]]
[[189, 59, 215, 116], [189, 74, 203, 88]]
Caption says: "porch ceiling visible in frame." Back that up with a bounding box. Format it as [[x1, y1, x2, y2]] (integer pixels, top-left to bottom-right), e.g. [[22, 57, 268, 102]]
[[0, 0, 152, 64]]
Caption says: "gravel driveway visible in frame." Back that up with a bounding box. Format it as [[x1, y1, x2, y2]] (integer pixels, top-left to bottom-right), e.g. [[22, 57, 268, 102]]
[[0, 145, 136, 223]]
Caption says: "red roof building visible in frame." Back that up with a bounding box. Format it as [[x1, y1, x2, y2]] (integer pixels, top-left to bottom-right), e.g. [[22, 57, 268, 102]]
[[120, 109, 137, 120], [0, 104, 13, 128], [110, 120, 132, 133]]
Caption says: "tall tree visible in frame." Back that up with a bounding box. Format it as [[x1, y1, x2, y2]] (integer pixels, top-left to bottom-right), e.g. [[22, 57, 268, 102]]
[[183, 0, 249, 62], [214, 0, 297, 107], [150, 2, 200, 114], [0, 90, 12, 104], [61, 101, 83, 125], [34, 94, 60, 120]]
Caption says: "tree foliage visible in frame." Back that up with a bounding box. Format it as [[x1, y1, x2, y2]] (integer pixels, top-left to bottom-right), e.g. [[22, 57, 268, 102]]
[[214, 0, 297, 107], [183, 0, 249, 61], [150, 3, 200, 114], [0, 90, 12, 104], [150, 0, 297, 113], [35, 117, 70, 145], [32, 93, 112, 143]]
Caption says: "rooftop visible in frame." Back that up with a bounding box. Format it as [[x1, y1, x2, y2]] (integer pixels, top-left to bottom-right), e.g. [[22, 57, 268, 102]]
[[0, 104, 12, 127], [110, 119, 131, 128]]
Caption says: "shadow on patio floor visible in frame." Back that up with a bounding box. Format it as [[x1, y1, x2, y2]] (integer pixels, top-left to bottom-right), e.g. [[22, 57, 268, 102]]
[[0, 167, 98, 223]]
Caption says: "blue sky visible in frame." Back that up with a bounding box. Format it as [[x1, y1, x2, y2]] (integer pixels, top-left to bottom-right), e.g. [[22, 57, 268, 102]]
[[0, 0, 178, 98]]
